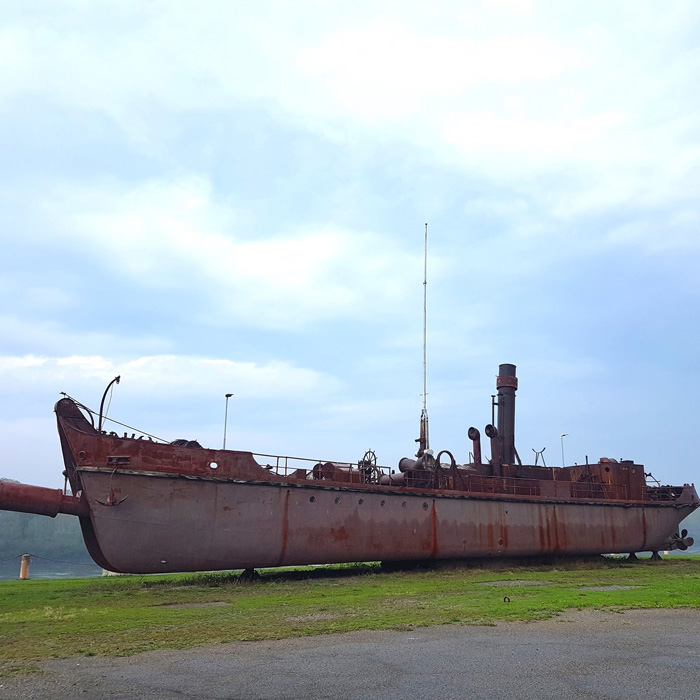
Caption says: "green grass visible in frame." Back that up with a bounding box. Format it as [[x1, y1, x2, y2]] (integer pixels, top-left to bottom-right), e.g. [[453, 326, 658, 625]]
[[1, 556, 700, 673]]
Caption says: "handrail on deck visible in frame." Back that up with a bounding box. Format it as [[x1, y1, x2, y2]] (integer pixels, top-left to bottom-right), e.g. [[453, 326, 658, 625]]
[[251, 451, 391, 479], [248, 453, 678, 503], [570, 482, 628, 500]]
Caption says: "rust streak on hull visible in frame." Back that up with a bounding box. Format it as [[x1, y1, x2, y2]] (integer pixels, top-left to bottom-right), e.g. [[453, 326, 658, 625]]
[[431, 500, 438, 558], [278, 489, 291, 566]]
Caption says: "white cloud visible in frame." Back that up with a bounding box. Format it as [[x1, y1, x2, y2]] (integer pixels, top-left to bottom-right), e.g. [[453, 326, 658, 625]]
[[0, 353, 337, 400], [0, 417, 61, 487], [440, 109, 627, 163], [484, 0, 533, 8], [42, 176, 421, 328], [0, 315, 170, 358], [606, 210, 700, 254], [297, 21, 585, 122], [1, 1, 697, 225]]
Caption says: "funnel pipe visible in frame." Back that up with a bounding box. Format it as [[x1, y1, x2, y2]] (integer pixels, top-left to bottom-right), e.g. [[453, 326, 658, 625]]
[[496, 363, 518, 465]]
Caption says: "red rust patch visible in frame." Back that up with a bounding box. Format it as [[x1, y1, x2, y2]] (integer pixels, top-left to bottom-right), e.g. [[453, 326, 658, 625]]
[[278, 490, 291, 565], [330, 525, 350, 541], [551, 506, 560, 551], [538, 508, 546, 552], [432, 501, 439, 557]]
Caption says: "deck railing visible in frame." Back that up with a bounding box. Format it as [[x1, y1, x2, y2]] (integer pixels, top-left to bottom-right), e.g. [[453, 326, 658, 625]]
[[250, 452, 683, 502], [570, 482, 628, 501], [252, 452, 391, 483], [645, 485, 684, 501]]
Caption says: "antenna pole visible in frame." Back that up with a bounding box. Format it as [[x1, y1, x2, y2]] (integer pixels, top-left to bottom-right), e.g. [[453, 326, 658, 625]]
[[420, 223, 430, 453], [223, 393, 233, 449]]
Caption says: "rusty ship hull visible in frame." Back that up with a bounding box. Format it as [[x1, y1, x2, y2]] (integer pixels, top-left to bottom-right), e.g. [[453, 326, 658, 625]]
[[1, 363, 697, 573], [70, 468, 696, 574]]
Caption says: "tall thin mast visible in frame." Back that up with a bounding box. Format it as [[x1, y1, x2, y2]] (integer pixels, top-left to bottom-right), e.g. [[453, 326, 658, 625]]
[[419, 222, 430, 454]]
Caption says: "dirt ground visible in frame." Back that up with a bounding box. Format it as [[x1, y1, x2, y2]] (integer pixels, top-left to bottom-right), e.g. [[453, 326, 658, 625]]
[[2, 608, 699, 700]]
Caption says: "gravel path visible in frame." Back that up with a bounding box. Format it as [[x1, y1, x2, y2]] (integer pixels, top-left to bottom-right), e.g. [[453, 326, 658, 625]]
[[2, 609, 699, 700]]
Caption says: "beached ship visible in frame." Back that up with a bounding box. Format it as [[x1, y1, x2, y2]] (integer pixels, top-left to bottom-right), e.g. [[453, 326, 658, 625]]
[[0, 363, 696, 574]]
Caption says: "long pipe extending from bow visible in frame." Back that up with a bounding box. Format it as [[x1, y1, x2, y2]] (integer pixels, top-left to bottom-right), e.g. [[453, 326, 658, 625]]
[[0, 480, 88, 518]]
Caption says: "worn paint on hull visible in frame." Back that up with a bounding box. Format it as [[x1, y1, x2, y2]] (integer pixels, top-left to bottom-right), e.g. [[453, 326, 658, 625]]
[[78, 468, 696, 574]]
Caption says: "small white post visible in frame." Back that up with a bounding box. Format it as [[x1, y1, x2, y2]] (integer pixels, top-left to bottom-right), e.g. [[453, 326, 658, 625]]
[[19, 553, 30, 580]]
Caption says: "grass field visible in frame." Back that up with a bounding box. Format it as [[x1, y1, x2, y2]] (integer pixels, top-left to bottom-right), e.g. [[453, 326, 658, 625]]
[[1, 556, 699, 674]]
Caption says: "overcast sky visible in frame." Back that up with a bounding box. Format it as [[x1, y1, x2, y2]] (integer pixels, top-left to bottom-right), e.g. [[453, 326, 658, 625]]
[[1, 0, 699, 489]]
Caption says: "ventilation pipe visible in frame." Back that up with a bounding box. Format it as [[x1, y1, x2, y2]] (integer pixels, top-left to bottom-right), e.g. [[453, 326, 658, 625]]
[[496, 363, 518, 466], [485, 423, 500, 476], [468, 427, 482, 467]]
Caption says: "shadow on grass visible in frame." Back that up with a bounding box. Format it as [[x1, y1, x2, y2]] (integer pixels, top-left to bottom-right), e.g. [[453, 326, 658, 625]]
[[137, 554, 659, 588], [137, 562, 383, 588], [87, 553, 698, 591]]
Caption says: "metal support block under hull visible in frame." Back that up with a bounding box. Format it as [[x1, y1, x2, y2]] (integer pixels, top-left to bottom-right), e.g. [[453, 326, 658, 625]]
[[78, 470, 695, 574]]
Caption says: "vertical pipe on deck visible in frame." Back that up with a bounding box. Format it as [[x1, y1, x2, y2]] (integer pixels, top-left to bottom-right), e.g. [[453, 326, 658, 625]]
[[485, 424, 500, 476], [496, 364, 518, 465], [468, 427, 482, 466]]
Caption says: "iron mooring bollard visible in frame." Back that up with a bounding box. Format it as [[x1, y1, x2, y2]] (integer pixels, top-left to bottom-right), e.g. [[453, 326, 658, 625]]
[[19, 553, 31, 580]]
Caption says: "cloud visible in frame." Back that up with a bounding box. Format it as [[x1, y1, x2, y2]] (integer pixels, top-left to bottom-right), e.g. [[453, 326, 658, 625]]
[[0, 353, 337, 401], [39, 176, 421, 329], [606, 210, 700, 254], [297, 22, 585, 121], [0, 314, 171, 358], [2, 1, 698, 230], [1, 1, 699, 494]]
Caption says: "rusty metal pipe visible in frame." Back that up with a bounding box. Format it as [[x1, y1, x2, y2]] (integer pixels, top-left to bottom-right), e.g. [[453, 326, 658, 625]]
[[496, 363, 518, 465], [468, 427, 482, 466], [398, 457, 418, 473], [0, 480, 88, 518], [485, 423, 500, 476]]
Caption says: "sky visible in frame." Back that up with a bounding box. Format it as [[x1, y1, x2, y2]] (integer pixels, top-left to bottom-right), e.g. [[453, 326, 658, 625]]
[[1, 0, 699, 490]]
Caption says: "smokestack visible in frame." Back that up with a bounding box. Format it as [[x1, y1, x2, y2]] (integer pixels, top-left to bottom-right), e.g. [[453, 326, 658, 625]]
[[496, 363, 518, 465]]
